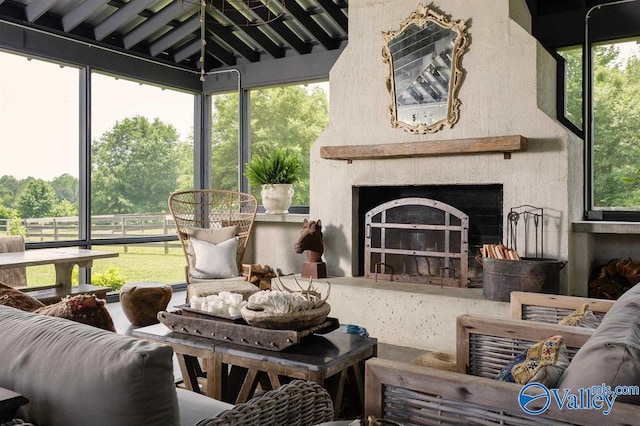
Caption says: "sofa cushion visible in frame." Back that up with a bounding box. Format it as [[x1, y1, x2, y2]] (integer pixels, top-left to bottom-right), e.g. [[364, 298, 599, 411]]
[[558, 284, 640, 404], [0, 305, 180, 426], [176, 388, 233, 425]]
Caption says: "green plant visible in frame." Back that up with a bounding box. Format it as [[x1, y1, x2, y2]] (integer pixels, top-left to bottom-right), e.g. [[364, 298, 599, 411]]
[[244, 147, 302, 186], [70, 267, 127, 291], [92, 268, 127, 291]]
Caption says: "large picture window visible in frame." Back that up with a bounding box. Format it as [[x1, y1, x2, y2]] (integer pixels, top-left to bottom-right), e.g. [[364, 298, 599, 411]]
[[246, 83, 328, 207], [210, 92, 240, 190], [560, 39, 640, 219], [208, 82, 328, 210], [0, 51, 81, 244], [591, 40, 640, 212], [90, 72, 195, 238]]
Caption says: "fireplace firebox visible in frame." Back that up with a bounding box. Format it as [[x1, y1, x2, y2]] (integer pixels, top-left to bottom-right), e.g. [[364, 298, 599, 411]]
[[355, 185, 503, 287]]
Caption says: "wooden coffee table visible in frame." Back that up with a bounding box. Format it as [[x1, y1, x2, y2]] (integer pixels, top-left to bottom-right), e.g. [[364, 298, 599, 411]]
[[133, 323, 377, 418]]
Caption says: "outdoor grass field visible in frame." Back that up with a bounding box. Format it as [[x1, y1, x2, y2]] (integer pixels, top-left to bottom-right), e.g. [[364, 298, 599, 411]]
[[26, 244, 186, 288]]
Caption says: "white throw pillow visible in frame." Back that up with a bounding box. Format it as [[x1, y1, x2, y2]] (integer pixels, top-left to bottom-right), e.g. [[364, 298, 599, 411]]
[[185, 225, 236, 244], [190, 236, 240, 279], [185, 226, 237, 277]]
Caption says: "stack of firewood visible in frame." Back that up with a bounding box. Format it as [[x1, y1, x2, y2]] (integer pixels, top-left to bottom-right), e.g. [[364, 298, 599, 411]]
[[480, 243, 520, 260], [242, 264, 277, 290]]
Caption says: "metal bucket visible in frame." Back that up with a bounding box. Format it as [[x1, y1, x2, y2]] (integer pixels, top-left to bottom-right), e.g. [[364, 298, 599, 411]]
[[479, 257, 566, 302]]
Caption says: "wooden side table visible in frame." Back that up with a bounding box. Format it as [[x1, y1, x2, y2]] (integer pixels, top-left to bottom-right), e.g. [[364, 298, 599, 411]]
[[0, 387, 28, 423], [214, 331, 377, 418], [133, 324, 377, 419]]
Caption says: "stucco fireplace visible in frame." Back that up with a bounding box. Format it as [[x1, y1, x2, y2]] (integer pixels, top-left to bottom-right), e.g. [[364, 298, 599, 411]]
[[309, 0, 582, 296]]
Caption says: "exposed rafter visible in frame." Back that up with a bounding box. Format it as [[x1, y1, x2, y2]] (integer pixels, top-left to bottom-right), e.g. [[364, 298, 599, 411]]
[[62, 0, 109, 32], [0, 0, 347, 79], [94, 0, 155, 41], [25, 0, 56, 22]]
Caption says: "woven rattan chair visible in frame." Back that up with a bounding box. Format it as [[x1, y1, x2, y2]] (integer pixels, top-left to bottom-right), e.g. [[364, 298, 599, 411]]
[[168, 190, 260, 301], [510, 291, 614, 324], [195, 379, 334, 426], [0, 235, 27, 287]]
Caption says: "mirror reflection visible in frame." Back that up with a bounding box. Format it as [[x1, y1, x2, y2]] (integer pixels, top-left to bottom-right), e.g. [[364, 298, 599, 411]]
[[383, 5, 469, 134]]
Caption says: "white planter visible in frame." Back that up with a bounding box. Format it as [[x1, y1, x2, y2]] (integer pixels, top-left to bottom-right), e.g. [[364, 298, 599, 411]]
[[261, 184, 294, 214]]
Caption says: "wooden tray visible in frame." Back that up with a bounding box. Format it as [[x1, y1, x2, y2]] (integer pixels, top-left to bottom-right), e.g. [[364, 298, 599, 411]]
[[175, 304, 244, 323], [157, 310, 339, 351]]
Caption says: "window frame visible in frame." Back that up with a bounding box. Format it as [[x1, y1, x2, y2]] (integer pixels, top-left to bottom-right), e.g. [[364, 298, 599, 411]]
[[555, 2, 640, 222]]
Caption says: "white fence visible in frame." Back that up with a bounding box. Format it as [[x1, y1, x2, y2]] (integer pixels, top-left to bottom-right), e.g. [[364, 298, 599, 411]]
[[0, 214, 180, 251]]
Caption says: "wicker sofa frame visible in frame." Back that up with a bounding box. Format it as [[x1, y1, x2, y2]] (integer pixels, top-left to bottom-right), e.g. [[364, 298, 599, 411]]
[[365, 315, 640, 425], [196, 379, 334, 426], [510, 291, 614, 324]]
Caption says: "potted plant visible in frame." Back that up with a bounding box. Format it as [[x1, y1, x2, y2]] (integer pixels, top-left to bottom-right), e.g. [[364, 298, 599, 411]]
[[244, 147, 302, 214]]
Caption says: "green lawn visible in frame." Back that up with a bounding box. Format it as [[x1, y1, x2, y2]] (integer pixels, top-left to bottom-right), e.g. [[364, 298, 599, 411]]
[[26, 244, 186, 288]]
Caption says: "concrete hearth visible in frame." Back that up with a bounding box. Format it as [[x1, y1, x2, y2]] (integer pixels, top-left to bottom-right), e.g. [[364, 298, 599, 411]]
[[279, 275, 510, 352]]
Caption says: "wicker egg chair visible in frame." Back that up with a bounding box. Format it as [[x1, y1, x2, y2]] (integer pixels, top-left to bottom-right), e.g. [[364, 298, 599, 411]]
[[168, 190, 260, 301]]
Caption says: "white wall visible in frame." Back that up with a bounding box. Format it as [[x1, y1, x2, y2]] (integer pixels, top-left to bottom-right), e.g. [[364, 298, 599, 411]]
[[245, 215, 308, 275], [309, 0, 583, 294]]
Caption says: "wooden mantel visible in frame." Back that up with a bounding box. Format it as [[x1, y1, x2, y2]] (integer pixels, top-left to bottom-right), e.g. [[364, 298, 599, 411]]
[[320, 135, 527, 161]]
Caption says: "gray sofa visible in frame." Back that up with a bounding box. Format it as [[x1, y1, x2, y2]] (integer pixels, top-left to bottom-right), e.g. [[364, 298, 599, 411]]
[[0, 304, 233, 426]]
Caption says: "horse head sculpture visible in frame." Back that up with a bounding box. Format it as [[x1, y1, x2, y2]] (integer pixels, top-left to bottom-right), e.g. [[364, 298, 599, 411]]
[[294, 219, 324, 263]]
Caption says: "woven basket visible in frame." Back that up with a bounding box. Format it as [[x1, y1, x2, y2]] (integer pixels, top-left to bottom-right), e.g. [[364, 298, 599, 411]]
[[241, 303, 331, 330]]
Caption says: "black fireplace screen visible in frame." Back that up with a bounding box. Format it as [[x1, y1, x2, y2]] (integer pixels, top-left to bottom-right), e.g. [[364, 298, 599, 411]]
[[364, 197, 469, 287]]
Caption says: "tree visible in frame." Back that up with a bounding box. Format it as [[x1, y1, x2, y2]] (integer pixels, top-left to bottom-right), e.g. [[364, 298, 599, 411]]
[[562, 45, 640, 208], [0, 204, 17, 231], [176, 139, 195, 191], [590, 46, 640, 208], [0, 175, 22, 210], [51, 173, 79, 203], [92, 116, 180, 214], [211, 93, 240, 191], [16, 179, 56, 218], [51, 200, 78, 217], [210, 85, 329, 204]]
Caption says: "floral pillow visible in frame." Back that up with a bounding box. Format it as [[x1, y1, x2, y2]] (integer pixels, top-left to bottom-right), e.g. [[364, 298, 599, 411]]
[[558, 303, 601, 328], [36, 294, 116, 332], [496, 335, 569, 388], [0, 282, 115, 332]]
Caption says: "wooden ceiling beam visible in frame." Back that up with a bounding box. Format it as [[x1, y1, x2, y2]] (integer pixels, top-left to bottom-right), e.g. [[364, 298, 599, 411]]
[[24, 0, 56, 22], [94, 0, 155, 41], [261, 16, 310, 55], [316, 0, 347, 33], [123, 2, 190, 49], [150, 15, 199, 57], [209, 0, 284, 59], [208, 24, 259, 62], [62, 0, 109, 32], [284, 0, 337, 50]]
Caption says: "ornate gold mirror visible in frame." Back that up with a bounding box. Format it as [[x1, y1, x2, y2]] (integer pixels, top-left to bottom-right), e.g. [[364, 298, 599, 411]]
[[382, 5, 469, 134]]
